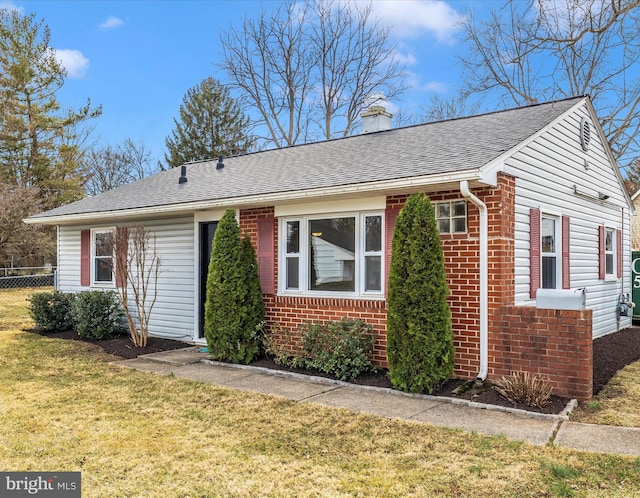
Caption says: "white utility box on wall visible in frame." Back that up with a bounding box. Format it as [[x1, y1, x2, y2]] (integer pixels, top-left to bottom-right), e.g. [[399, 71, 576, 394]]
[[536, 288, 587, 311]]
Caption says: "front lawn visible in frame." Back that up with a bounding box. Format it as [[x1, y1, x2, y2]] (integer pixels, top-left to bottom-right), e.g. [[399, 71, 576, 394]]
[[1, 288, 639, 497]]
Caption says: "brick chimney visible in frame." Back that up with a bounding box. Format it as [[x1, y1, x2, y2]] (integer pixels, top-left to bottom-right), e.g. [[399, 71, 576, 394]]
[[361, 105, 393, 134]]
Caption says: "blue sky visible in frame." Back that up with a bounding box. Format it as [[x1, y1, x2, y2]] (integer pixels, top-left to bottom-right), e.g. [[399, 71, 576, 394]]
[[4, 0, 496, 165]]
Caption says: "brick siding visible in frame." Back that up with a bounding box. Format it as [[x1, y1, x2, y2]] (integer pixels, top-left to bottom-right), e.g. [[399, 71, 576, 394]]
[[492, 306, 593, 400], [238, 173, 594, 400]]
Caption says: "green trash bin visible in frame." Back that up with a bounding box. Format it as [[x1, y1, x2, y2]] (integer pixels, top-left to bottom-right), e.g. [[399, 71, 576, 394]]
[[632, 251, 640, 320]]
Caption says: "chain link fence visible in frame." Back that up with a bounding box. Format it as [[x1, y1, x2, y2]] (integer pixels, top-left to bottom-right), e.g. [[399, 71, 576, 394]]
[[0, 267, 56, 289]]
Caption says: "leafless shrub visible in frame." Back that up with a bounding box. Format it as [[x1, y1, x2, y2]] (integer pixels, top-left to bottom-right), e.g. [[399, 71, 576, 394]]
[[263, 323, 301, 368], [494, 371, 553, 408], [114, 225, 160, 347]]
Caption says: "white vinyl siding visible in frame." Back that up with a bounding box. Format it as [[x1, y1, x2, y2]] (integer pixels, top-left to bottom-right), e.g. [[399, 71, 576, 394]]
[[58, 217, 195, 341], [507, 103, 631, 338]]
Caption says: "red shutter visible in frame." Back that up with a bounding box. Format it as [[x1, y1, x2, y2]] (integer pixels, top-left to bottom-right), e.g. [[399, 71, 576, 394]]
[[617, 228, 623, 279], [385, 206, 402, 296], [80, 230, 90, 286], [115, 227, 128, 288], [562, 216, 570, 289], [529, 208, 541, 298], [598, 225, 605, 280], [257, 217, 275, 295]]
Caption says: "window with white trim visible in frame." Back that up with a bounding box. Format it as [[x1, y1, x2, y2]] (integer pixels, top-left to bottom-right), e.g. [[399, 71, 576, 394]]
[[605, 228, 615, 276], [541, 216, 560, 289], [92, 228, 115, 285], [436, 200, 467, 234], [280, 213, 383, 296]]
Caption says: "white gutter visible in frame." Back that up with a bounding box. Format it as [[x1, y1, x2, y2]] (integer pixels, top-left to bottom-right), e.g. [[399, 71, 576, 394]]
[[25, 169, 485, 226], [460, 180, 488, 381]]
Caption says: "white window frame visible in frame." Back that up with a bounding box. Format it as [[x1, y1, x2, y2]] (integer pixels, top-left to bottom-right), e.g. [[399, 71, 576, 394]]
[[278, 211, 384, 298], [541, 215, 561, 289], [604, 227, 616, 279], [91, 227, 116, 287], [435, 200, 467, 234]]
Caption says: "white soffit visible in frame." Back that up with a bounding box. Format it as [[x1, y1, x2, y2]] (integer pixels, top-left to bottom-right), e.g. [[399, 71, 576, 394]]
[[275, 197, 387, 217]]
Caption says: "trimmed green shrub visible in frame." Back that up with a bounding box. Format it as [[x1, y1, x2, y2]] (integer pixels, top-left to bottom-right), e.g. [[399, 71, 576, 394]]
[[387, 192, 454, 393], [73, 290, 125, 340], [204, 209, 264, 364], [28, 290, 76, 332], [297, 318, 377, 381]]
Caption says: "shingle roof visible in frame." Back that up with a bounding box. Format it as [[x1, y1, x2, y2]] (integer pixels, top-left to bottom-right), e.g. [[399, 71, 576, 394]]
[[30, 97, 583, 221]]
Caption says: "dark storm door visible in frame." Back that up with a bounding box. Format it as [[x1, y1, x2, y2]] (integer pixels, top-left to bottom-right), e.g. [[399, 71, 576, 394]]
[[199, 221, 217, 339]]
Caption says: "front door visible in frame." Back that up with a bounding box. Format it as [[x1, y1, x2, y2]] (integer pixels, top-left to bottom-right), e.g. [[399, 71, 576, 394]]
[[199, 221, 218, 339]]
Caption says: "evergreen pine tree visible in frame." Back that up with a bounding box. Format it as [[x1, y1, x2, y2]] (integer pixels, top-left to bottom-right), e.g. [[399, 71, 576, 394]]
[[0, 10, 100, 265], [204, 209, 264, 364], [387, 193, 454, 393], [163, 77, 253, 168]]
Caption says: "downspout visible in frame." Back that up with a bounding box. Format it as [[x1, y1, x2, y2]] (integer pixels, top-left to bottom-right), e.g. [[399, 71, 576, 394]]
[[460, 181, 488, 381]]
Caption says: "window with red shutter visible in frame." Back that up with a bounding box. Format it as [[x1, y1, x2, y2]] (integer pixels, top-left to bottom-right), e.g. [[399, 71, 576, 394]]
[[385, 206, 401, 296], [562, 216, 570, 289], [80, 230, 90, 286], [257, 217, 275, 295], [529, 208, 541, 298]]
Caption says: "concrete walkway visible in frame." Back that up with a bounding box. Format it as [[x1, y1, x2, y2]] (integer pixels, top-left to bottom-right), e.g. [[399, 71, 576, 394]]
[[113, 348, 640, 457]]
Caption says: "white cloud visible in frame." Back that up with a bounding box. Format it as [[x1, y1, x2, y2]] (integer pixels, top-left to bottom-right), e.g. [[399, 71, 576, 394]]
[[419, 80, 448, 92], [0, 1, 22, 12], [371, 0, 463, 42], [54, 49, 89, 79], [99, 15, 124, 30], [405, 71, 448, 93], [394, 50, 418, 66]]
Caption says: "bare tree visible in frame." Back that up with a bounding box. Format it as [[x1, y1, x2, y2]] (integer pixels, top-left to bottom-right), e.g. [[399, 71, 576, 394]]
[[418, 94, 481, 122], [115, 225, 160, 348], [219, 0, 405, 147], [0, 181, 54, 267], [310, 0, 404, 139], [453, 0, 640, 171], [83, 139, 156, 195]]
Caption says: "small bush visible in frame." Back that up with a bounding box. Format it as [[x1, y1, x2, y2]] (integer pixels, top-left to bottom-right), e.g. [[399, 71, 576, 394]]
[[263, 324, 300, 368], [494, 371, 553, 408], [297, 318, 377, 381], [28, 291, 76, 332], [73, 291, 125, 340]]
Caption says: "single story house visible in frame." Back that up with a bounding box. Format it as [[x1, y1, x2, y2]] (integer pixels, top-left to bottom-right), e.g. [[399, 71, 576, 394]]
[[26, 96, 633, 400]]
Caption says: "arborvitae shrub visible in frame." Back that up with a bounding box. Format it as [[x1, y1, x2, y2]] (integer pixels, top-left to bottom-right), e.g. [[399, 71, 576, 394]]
[[28, 290, 76, 332], [386, 192, 454, 393], [204, 209, 264, 364], [73, 290, 125, 340]]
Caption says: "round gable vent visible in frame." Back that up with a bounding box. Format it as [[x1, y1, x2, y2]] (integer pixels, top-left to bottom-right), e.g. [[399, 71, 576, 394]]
[[580, 117, 591, 151]]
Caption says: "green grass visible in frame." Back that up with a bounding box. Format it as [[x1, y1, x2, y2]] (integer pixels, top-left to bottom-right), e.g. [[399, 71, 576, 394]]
[[571, 359, 640, 427], [1, 288, 639, 497]]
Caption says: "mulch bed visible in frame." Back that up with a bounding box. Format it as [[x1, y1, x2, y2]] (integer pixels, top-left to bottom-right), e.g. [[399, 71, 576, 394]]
[[29, 326, 640, 415]]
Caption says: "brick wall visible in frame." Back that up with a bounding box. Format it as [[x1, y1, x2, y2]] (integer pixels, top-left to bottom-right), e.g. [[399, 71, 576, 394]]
[[238, 174, 594, 400], [492, 306, 593, 400], [264, 295, 389, 365]]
